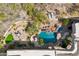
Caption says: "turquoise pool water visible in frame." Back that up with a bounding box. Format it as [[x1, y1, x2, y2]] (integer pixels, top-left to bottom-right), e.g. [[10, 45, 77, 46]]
[[38, 31, 57, 43]]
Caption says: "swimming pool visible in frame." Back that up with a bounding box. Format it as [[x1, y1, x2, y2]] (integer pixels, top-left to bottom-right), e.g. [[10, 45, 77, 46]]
[[38, 31, 57, 43]]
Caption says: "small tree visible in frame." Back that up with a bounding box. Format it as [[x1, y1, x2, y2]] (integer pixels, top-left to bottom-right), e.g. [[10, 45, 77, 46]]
[[59, 18, 70, 26]]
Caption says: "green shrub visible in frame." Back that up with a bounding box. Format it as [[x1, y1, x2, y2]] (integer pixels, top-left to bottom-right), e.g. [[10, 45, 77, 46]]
[[0, 13, 6, 20], [63, 19, 70, 26], [39, 39, 45, 46]]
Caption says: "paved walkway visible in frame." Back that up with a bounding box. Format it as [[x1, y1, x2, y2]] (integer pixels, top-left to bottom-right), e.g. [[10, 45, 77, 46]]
[[4, 21, 28, 41]]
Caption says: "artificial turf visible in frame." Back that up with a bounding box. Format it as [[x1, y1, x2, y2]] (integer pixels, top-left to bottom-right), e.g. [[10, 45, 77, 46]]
[[5, 34, 14, 44]]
